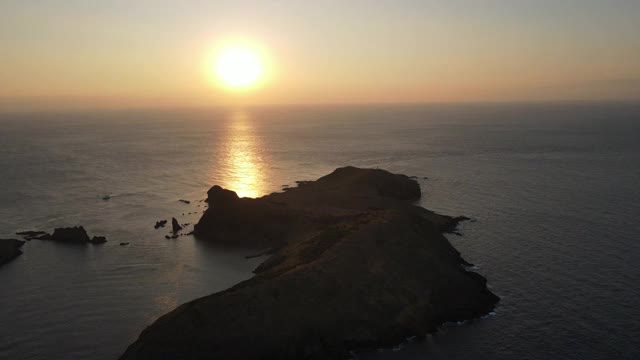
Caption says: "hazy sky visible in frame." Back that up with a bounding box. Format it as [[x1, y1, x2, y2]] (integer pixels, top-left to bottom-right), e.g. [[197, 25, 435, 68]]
[[1, 0, 639, 110]]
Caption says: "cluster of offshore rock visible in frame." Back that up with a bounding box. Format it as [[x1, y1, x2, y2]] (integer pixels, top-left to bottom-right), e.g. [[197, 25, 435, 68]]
[[121, 166, 499, 360], [4, 198, 203, 266], [1, 226, 108, 267], [16, 226, 106, 244]]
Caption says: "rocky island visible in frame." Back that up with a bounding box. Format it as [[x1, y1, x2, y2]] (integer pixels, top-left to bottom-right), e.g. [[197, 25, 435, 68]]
[[121, 167, 499, 359]]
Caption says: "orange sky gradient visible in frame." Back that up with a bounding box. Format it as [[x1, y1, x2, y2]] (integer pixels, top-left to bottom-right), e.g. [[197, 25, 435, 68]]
[[1, 1, 639, 111]]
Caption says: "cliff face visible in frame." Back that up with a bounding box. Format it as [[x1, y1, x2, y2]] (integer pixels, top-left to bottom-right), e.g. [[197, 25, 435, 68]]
[[121, 167, 499, 360]]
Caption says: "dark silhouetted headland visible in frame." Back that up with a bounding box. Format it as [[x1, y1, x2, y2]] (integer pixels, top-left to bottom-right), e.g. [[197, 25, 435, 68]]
[[120, 166, 499, 359]]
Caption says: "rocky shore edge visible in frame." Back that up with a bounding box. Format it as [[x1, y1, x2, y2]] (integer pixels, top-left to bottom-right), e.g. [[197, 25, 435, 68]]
[[0, 239, 26, 267]]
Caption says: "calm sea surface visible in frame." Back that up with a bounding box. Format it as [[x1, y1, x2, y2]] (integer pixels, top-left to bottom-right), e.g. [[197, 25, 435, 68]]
[[1, 103, 639, 360]]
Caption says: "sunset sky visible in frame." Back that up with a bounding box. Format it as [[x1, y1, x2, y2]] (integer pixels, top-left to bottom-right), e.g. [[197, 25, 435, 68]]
[[1, 0, 639, 110]]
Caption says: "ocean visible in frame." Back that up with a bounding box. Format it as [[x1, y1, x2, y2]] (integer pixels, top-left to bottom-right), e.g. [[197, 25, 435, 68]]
[[1, 102, 639, 359]]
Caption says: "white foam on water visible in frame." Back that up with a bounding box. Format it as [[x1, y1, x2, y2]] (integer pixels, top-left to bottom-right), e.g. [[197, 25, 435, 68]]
[[481, 311, 497, 319]]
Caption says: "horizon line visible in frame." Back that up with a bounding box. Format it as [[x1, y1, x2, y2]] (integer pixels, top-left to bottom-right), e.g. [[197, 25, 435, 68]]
[[1, 98, 640, 115]]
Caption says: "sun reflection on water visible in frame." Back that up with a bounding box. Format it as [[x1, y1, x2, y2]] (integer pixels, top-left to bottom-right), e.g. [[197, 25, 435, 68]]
[[213, 110, 266, 198]]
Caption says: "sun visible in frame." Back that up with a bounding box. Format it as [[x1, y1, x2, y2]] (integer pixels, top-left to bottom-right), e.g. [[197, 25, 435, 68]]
[[214, 46, 263, 89]]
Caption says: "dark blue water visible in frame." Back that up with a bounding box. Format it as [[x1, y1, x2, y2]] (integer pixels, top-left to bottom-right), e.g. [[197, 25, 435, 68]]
[[1, 102, 639, 359]]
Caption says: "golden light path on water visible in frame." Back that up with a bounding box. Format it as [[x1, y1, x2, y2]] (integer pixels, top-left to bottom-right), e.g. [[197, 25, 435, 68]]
[[212, 110, 267, 198]]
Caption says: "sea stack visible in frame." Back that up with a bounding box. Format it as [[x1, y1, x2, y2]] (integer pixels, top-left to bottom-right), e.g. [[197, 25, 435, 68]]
[[121, 166, 499, 359], [171, 218, 182, 233]]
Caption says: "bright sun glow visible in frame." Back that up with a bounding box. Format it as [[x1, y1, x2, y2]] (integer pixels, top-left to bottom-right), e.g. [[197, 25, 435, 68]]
[[215, 46, 263, 89]]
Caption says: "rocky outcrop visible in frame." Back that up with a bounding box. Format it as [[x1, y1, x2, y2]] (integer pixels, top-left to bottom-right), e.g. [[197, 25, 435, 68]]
[[89, 236, 107, 244], [20, 226, 107, 244], [121, 166, 499, 360], [0, 239, 26, 267], [192, 186, 297, 247], [171, 218, 182, 233], [154, 220, 167, 229], [50, 226, 91, 243]]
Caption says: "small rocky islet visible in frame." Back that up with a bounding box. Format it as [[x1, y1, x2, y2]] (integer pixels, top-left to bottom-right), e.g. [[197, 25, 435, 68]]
[[120, 166, 499, 359]]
